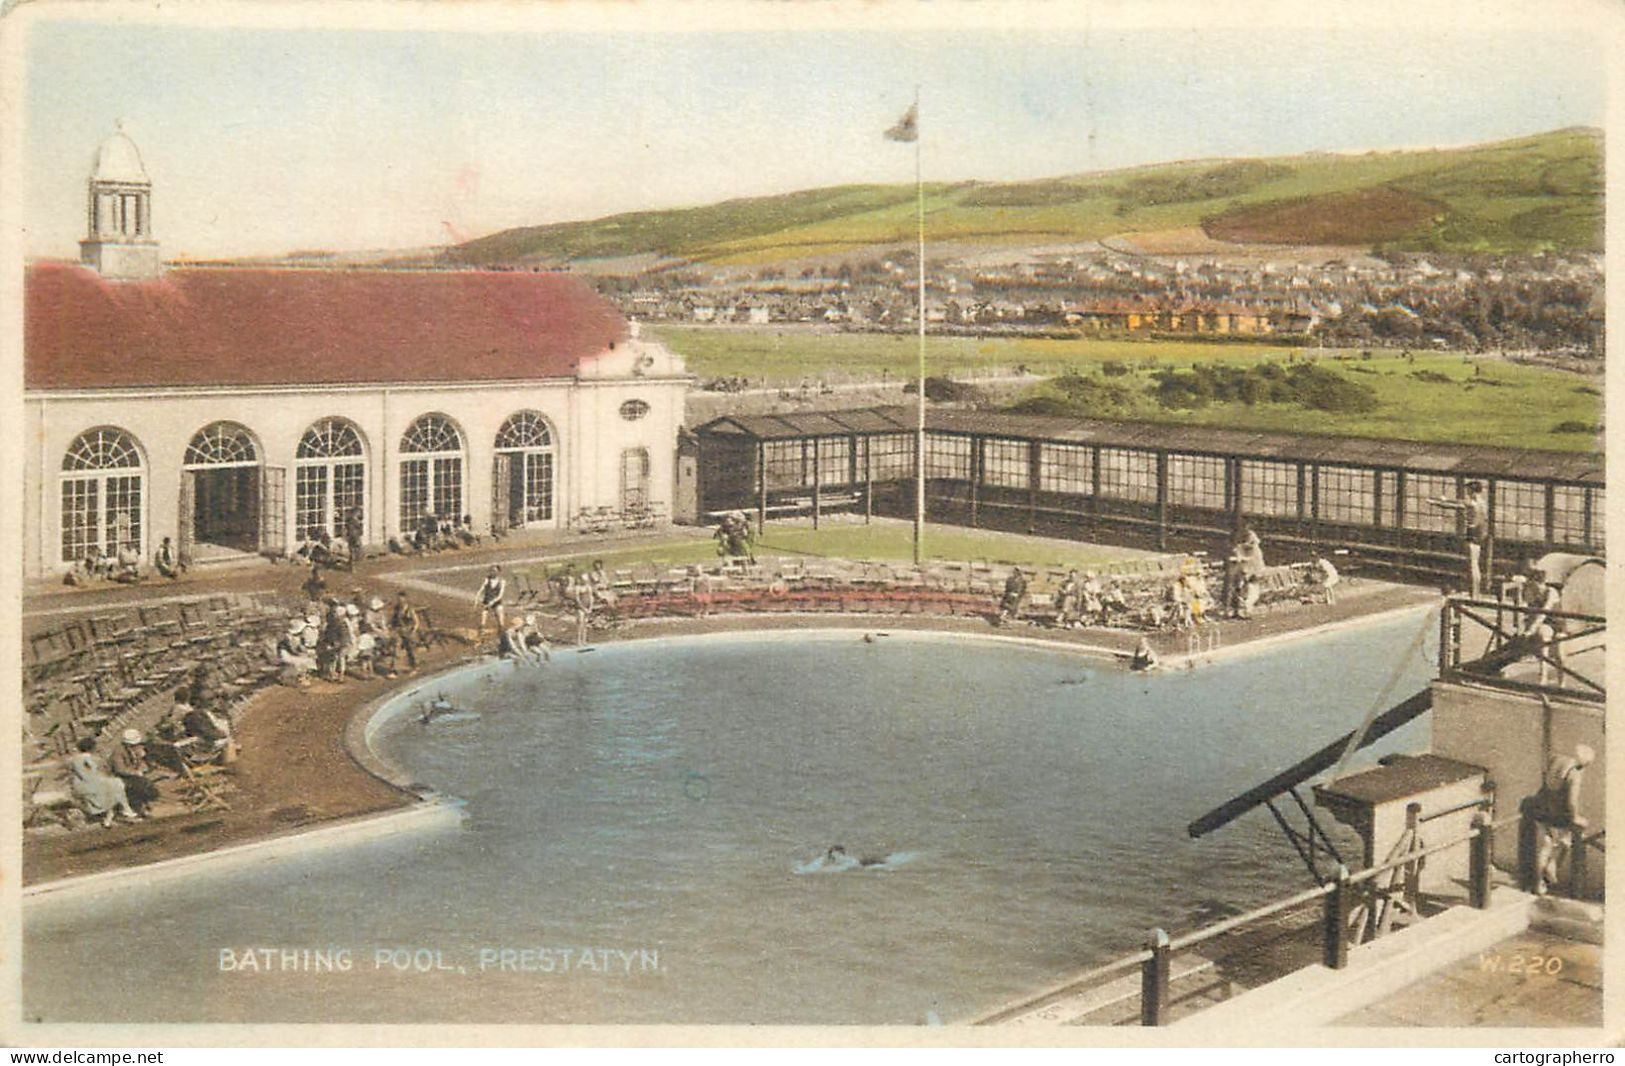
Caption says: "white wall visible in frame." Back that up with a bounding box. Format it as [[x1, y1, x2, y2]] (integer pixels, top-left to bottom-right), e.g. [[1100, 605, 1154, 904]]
[[24, 365, 688, 577], [1430, 681, 1605, 893]]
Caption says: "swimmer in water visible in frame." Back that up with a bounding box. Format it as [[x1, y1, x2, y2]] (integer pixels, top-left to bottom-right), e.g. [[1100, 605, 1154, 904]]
[[827, 845, 885, 868], [419, 693, 456, 723]]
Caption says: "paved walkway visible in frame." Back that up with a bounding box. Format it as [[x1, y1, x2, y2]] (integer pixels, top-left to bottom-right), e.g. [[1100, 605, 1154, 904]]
[[1337, 929, 1603, 1027]]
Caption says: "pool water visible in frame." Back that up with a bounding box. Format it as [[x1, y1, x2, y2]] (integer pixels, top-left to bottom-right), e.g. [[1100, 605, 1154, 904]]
[[24, 613, 1438, 1024]]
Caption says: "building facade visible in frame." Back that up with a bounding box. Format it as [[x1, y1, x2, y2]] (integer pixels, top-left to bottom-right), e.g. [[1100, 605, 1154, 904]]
[[22, 131, 690, 578]]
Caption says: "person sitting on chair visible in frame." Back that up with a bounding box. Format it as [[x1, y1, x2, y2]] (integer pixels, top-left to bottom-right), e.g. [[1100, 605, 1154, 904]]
[[587, 559, 619, 610], [67, 737, 139, 826], [362, 596, 395, 676], [154, 536, 186, 580], [997, 568, 1029, 625], [110, 729, 161, 817], [113, 544, 143, 583], [183, 702, 236, 761], [1054, 570, 1080, 628], [277, 619, 318, 684]]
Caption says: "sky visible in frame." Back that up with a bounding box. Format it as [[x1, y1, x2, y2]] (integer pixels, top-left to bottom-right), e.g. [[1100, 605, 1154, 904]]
[[19, 10, 1610, 259]]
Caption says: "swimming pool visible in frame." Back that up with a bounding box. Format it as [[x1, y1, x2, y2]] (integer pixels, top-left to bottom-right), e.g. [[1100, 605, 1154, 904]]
[[24, 611, 1438, 1024]]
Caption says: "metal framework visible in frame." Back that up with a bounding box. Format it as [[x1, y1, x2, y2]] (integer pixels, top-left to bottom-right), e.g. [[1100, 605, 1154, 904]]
[[694, 407, 1605, 580]]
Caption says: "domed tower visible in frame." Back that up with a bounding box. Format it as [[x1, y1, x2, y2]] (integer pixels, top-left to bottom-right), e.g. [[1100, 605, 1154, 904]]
[[79, 122, 161, 280]]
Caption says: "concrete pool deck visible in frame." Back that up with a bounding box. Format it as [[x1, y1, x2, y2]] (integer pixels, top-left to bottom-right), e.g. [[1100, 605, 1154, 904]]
[[21, 530, 1439, 890]]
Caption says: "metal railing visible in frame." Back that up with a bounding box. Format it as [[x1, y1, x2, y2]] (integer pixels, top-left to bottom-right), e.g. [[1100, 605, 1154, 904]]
[[1439, 596, 1605, 703], [1140, 811, 1504, 1025], [982, 810, 1515, 1027]]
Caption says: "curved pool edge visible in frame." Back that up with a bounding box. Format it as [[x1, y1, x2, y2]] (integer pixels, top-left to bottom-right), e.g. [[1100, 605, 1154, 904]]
[[21, 799, 464, 906]]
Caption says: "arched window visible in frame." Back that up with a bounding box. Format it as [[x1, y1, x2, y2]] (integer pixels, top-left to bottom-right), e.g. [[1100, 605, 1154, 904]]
[[401, 415, 462, 456], [495, 411, 553, 450], [60, 427, 145, 563], [298, 419, 365, 460], [182, 422, 263, 555], [296, 418, 368, 541], [494, 412, 556, 528], [184, 422, 259, 468], [399, 414, 464, 532]]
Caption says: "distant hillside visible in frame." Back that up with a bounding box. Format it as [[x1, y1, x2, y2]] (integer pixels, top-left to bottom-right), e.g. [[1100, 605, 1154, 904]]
[[443, 127, 1602, 267]]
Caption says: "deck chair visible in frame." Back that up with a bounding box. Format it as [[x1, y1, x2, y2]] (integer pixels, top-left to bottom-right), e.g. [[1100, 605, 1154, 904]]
[[414, 608, 454, 647], [171, 759, 233, 812], [146, 739, 234, 811]]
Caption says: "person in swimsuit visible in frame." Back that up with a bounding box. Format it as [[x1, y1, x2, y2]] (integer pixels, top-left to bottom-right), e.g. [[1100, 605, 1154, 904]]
[[1429, 480, 1490, 597]]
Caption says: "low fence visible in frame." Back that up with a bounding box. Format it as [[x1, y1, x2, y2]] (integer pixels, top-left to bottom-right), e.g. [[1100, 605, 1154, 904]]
[[980, 808, 1545, 1027], [1439, 596, 1605, 703]]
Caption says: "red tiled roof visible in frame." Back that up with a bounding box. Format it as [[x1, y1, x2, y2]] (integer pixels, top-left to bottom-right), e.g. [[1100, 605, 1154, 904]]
[[25, 262, 627, 390]]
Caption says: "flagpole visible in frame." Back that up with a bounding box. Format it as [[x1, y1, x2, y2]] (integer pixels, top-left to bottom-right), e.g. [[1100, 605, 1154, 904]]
[[912, 87, 925, 566]]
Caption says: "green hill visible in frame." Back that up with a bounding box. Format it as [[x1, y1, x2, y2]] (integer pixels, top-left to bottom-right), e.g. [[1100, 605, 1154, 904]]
[[444, 127, 1602, 266]]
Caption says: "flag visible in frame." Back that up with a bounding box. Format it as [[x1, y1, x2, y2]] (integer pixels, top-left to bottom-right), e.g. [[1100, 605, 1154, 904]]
[[884, 103, 918, 143]]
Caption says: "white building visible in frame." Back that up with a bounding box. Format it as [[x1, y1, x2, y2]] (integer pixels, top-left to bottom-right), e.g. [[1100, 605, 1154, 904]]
[[22, 130, 691, 579]]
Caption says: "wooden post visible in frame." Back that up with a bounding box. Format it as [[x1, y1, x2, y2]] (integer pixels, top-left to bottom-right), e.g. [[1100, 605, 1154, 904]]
[[1155, 450, 1169, 551], [1323, 864, 1351, 970], [756, 441, 767, 537], [1404, 802, 1423, 908], [863, 437, 873, 525], [1310, 464, 1322, 546], [1027, 440, 1041, 533], [811, 438, 821, 531], [968, 437, 981, 528], [1569, 825, 1587, 899], [1517, 800, 1540, 893], [1543, 483, 1556, 549], [1469, 811, 1493, 909], [1140, 928, 1171, 1026], [1090, 445, 1103, 536]]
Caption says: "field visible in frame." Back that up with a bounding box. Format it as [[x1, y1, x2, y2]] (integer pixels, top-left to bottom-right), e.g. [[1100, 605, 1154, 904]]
[[656, 326, 1602, 453], [445, 127, 1601, 265], [519, 521, 1144, 583]]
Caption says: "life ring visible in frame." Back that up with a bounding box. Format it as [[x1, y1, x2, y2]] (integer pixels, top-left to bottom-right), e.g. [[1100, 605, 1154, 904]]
[[768, 580, 789, 598]]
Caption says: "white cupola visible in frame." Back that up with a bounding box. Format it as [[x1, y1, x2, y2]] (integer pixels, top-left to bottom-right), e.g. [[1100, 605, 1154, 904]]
[[79, 121, 161, 280]]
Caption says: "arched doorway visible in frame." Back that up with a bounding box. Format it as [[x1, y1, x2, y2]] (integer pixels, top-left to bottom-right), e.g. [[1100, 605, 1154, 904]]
[[399, 414, 464, 534], [494, 411, 556, 533], [59, 427, 146, 565], [620, 447, 651, 512], [183, 421, 262, 556], [296, 417, 367, 541]]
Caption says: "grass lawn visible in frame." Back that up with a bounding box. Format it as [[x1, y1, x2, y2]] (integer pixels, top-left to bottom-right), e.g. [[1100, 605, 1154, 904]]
[[657, 326, 1602, 452], [516, 520, 1147, 583]]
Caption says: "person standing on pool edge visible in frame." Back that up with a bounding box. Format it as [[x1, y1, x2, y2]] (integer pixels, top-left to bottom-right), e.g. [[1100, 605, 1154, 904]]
[[1428, 480, 1490, 597], [476, 565, 507, 642]]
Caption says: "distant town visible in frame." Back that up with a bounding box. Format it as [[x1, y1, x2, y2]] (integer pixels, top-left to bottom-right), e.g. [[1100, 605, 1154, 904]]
[[586, 247, 1602, 358]]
